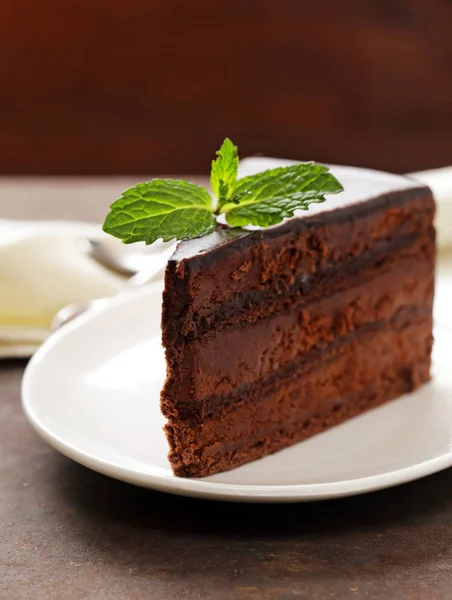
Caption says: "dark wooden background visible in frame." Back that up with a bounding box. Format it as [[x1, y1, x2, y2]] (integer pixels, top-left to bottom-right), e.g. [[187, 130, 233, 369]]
[[1, 0, 451, 175]]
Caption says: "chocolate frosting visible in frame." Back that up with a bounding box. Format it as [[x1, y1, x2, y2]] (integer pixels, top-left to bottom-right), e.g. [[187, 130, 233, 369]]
[[170, 164, 427, 263]]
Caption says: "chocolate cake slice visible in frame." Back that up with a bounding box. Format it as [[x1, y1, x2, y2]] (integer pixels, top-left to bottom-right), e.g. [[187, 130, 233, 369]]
[[161, 165, 435, 478]]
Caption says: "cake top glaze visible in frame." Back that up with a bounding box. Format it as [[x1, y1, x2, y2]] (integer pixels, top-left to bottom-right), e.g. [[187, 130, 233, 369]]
[[170, 160, 428, 262]]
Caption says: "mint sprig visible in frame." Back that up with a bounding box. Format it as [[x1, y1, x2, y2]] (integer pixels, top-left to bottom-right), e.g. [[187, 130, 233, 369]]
[[221, 163, 343, 227], [210, 138, 238, 211], [103, 139, 344, 244]]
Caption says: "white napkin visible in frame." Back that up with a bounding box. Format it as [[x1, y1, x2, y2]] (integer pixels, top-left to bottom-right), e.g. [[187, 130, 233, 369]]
[[0, 220, 127, 358]]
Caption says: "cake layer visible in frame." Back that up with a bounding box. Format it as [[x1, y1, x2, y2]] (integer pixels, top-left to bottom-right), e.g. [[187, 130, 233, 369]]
[[166, 312, 432, 477], [172, 244, 434, 403], [162, 230, 434, 409], [163, 188, 434, 341], [173, 227, 434, 341], [165, 307, 431, 428]]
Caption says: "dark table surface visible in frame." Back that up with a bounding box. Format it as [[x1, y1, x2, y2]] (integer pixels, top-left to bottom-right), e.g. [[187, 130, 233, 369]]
[[1, 180, 451, 600]]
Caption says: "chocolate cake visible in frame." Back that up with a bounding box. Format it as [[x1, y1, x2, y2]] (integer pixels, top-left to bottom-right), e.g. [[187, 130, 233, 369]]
[[161, 165, 436, 478]]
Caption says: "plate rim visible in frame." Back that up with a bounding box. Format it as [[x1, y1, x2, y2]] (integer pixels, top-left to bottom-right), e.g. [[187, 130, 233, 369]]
[[22, 284, 452, 503]]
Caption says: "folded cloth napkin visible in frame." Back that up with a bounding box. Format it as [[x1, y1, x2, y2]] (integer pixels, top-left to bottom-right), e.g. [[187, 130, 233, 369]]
[[0, 220, 127, 358]]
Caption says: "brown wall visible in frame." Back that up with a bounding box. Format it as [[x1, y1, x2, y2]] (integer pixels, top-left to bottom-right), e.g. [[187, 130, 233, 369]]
[[1, 0, 451, 175]]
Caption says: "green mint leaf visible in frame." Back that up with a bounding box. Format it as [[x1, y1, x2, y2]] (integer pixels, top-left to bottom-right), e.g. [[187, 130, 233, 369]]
[[103, 179, 216, 244], [210, 138, 238, 209], [222, 163, 344, 227]]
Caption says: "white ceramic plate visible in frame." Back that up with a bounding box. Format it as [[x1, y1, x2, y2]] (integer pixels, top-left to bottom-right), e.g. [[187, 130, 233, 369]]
[[22, 271, 452, 503]]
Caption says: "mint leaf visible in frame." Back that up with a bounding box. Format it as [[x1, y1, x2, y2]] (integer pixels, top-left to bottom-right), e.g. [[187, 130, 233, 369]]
[[102, 147, 345, 247], [210, 138, 238, 209], [103, 179, 216, 244], [222, 163, 344, 227]]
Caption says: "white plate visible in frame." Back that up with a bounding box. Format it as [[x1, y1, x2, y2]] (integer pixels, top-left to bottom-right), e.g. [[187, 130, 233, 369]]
[[22, 274, 452, 503]]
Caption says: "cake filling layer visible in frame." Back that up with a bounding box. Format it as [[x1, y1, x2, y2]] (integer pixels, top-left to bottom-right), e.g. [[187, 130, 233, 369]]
[[189, 257, 433, 400], [173, 192, 434, 318], [163, 306, 431, 422], [169, 226, 434, 341], [166, 313, 432, 477], [162, 235, 434, 407]]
